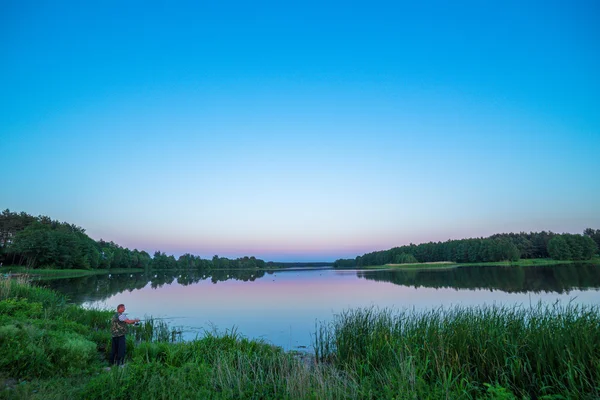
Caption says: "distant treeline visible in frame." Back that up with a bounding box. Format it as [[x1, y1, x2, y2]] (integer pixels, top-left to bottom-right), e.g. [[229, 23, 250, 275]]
[[0, 209, 267, 270], [3, 209, 599, 271], [334, 230, 600, 268]]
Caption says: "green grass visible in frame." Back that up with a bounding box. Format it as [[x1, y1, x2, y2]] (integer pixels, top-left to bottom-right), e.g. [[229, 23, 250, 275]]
[[378, 261, 458, 270], [360, 257, 600, 270], [0, 277, 357, 399], [2, 276, 599, 399], [314, 304, 600, 399], [458, 257, 600, 267], [0, 266, 145, 279]]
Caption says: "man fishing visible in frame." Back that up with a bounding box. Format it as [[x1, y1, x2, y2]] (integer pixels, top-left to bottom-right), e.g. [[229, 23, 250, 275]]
[[109, 304, 140, 366]]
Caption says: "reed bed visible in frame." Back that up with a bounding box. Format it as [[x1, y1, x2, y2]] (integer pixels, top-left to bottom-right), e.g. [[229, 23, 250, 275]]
[[314, 303, 600, 398], [81, 332, 358, 400], [1, 274, 66, 308]]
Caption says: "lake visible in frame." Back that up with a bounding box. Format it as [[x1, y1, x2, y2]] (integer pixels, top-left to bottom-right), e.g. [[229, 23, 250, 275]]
[[42, 263, 600, 351]]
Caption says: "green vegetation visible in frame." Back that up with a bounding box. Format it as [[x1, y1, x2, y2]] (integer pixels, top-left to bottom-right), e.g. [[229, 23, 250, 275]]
[[357, 257, 600, 271], [0, 209, 268, 272], [548, 233, 598, 261], [0, 266, 144, 279], [368, 261, 458, 270], [359, 262, 600, 293], [32, 268, 282, 305], [0, 277, 356, 399], [459, 257, 600, 267], [3, 275, 600, 398], [22, 261, 600, 307], [4, 209, 598, 276], [335, 230, 599, 268], [314, 305, 600, 399], [584, 228, 600, 251]]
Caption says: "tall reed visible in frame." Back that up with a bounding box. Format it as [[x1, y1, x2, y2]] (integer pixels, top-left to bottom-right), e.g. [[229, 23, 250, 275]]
[[314, 303, 600, 398], [130, 316, 182, 343], [1, 274, 66, 309], [82, 331, 358, 399]]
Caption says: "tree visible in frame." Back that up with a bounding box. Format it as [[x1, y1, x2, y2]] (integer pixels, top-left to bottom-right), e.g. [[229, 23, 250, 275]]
[[8, 223, 55, 267], [582, 236, 598, 259], [547, 236, 572, 260], [0, 209, 37, 263], [497, 239, 520, 262], [333, 258, 356, 268], [584, 228, 600, 255], [394, 253, 418, 264]]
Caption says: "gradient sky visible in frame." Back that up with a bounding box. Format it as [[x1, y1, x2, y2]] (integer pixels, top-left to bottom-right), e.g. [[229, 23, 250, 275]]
[[1, 1, 599, 262]]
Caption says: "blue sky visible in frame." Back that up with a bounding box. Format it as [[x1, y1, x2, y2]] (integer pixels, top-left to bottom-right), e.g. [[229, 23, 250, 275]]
[[1, 0, 599, 261]]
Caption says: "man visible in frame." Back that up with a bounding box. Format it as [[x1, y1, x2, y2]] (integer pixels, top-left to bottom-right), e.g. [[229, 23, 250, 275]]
[[109, 304, 140, 366]]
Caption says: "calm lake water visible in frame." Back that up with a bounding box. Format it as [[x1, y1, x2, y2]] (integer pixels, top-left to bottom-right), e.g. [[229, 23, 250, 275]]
[[43, 264, 600, 351]]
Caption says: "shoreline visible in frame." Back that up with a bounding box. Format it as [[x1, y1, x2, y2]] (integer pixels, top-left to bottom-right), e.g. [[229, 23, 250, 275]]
[[2, 277, 598, 398], [2, 256, 599, 279], [0, 267, 145, 279], [344, 257, 600, 271]]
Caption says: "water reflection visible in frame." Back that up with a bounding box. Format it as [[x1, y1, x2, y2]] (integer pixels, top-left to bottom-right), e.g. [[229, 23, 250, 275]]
[[40, 264, 600, 305], [39, 268, 276, 303], [358, 263, 600, 294], [38, 264, 600, 350]]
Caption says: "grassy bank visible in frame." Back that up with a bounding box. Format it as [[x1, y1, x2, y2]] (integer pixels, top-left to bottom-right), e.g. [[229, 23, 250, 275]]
[[0, 277, 355, 399], [315, 304, 600, 399], [2, 277, 599, 398], [458, 257, 600, 267], [360, 256, 600, 270], [378, 261, 458, 270], [0, 266, 145, 279]]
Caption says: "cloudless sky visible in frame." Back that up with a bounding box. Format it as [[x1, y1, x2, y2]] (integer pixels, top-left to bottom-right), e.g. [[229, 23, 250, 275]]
[[1, 0, 599, 261]]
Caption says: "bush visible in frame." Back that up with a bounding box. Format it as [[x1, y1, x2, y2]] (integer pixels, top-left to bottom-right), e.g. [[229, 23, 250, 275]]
[[0, 298, 44, 318], [0, 322, 52, 377], [46, 331, 97, 374]]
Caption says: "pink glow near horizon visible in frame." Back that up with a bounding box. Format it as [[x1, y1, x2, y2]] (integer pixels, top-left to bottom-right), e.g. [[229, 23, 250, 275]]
[[87, 215, 599, 262]]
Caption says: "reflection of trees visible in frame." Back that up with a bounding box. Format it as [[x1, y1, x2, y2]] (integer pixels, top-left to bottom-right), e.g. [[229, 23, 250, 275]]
[[38, 273, 150, 303], [150, 268, 268, 287], [40, 268, 272, 303], [40, 264, 600, 303], [357, 264, 600, 294], [208, 268, 266, 284]]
